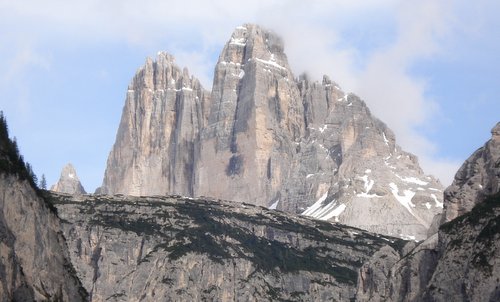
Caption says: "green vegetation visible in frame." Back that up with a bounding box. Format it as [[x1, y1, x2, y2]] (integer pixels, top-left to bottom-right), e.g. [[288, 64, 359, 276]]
[[439, 192, 500, 273], [0, 111, 39, 189], [440, 192, 500, 233]]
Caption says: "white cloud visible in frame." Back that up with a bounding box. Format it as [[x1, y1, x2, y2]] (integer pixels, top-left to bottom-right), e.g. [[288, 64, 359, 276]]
[[0, 0, 485, 185]]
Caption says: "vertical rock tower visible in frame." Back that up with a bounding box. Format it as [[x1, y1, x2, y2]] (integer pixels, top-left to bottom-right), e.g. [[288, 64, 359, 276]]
[[100, 24, 443, 240], [100, 52, 209, 196], [197, 24, 305, 206]]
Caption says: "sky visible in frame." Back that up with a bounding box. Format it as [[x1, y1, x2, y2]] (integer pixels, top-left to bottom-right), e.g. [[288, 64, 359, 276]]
[[0, 0, 498, 192]]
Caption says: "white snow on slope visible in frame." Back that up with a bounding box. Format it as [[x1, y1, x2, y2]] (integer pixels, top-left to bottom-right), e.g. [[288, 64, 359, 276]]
[[431, 193, 443, 208], [255, 58, 287, 70], [357, 175, 378, 198], [383, 132, 389, 145], [320, 204, 346, 221], [269, 199, 280, 210], [302, 192, 328, 216], [389, 182, 416, 212], [395, 174, 429, 186]]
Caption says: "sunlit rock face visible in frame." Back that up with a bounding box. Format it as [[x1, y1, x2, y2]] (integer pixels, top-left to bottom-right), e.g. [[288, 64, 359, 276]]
[[51, 163, 86, 195], [100, 24, 443, 240], [355, 122, 500, 302]]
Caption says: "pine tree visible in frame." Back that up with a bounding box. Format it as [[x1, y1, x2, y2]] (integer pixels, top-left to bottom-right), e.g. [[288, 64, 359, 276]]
[[40, 174, 47, 190]]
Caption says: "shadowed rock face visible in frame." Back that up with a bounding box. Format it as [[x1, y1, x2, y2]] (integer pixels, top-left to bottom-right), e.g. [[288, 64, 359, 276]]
[[0, 176, 87, 301], [51, 163, 86, 195], [50, 192, 406, 302], [355, 122, 500, 302], [99, 24, 443, 240]]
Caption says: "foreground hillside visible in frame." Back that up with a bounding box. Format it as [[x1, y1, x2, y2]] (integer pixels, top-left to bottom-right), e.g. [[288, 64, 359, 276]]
[[49, 192, 405, 301]]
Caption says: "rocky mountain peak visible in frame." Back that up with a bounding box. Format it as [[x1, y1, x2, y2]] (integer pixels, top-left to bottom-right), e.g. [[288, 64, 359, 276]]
[[442, 121, 500, 222], [51, 163, 86, 195], [100, 51, 208, 196], [491, 122, 500, 141], [101, 24, 443, 240]]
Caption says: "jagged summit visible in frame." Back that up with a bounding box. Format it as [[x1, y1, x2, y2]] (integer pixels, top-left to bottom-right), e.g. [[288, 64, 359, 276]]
[[51, 163, 86, 195], [442, 121, 500, 223], [99, 24, 443, 240]]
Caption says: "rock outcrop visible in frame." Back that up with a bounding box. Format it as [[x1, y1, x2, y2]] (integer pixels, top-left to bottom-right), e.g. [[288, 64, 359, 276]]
[[441, 122, 500, 223], [51, 163, 86, 194], [355, 122, 500, 301], [0, 115, 87, 301], [50, 192, 406, 302], [100, 24, 443, 240], [99, 52, 208, 196]]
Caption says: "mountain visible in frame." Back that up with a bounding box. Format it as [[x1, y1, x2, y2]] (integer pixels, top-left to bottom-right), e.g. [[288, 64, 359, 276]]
[[50, 192, 405, 301], [0, 114, 87, 301], [356, 122, 500, 301], [441, 122, 500, 223], [51, 163, 87, 195], [99, 24, 443, 240]]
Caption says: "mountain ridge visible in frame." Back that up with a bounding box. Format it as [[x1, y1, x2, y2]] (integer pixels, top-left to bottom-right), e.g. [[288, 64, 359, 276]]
[[99, 23, 443, 240]]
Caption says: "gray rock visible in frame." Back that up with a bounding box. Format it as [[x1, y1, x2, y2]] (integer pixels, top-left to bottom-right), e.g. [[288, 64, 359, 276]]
[[0, 174, 87, 301], [51, 192, 407, 302], [99, 23, 443, 240], [355, 122, 500, 302], [441, 122, 500, 223], [100, 52, 208, 196], [51, 163, 86, 195]]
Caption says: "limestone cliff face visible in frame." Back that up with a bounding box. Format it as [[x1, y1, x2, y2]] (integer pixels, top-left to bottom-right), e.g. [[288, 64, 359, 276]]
[[51, 163, 86, 194], [0, 175, 87, 301], [100, 52, 209, 196], [50, 192, 405, 302], [355, 122, 500, 302], [197, 24, 305, 207], [100, 24, 443, 240], [442, 122, 500, 222]]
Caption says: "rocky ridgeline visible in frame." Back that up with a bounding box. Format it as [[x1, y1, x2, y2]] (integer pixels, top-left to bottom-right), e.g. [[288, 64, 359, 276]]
[[99, 24, 443, 240], [51, 163, 86, 195], [50, 192, 405, 302], [357, 122, 500, 301]]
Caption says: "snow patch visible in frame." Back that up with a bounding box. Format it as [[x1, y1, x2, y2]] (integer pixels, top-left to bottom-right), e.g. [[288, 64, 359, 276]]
[[319, 124, 327, 133], [383, 132, 389, 145], [269, 199, 279, 210], [320, 204, 346, 222], [425, 202, 431, 209], [68, 173, 74, 179], [357, 175, 377, 197], [365, 169, 372, 174], [306, 174, 314, 179], [230, 37, 246, 46], [395, 174, 429, 186], [399, 234, 418, 242], [431, 194, 443, 208], [238, 70, 245, 79], [255, 58, 287, 70], [389, 183, 416, 211], [302, 192, 328, 216]]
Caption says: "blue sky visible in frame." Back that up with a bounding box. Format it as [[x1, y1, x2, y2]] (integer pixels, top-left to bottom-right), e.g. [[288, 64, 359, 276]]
[[0, 0, 498, 192]]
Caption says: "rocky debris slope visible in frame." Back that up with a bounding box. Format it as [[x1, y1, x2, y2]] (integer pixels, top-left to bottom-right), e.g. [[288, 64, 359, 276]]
[[355, 122, 500, 301], [0, 115, 87, 301], [50, 192, 406, 302], [51, 163, 86, 194], [99, 23, 443, 240]]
